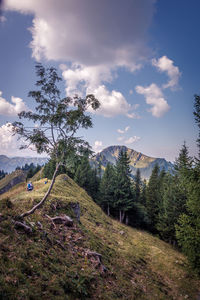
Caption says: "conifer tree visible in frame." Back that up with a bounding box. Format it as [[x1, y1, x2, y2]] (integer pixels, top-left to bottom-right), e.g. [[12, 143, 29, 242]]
[[99, 163, 116, 216], [115, 150, 133, 223], [146, 164, 160, 231], [176, 94, 200, 272], [134, 168, 142, 203]]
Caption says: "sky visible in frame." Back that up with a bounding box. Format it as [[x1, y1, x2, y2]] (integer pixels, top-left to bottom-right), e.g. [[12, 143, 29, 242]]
[[0, 0, 199, 162]]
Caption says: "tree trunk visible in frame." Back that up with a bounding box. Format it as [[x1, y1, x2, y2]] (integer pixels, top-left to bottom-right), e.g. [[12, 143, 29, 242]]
[[119, 210, 122, 223], [125, 214, 129, 225], [20, 163, 61, 218], [107, 203, 110, 216], [122, 211, 125, 223]]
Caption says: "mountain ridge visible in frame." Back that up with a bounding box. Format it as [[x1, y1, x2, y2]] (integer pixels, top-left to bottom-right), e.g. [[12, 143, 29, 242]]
[[0, 155, 48, 173], [93, 145, 173, 179]]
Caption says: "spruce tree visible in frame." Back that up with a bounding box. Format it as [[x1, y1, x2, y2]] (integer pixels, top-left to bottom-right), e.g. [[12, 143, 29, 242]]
[[99, 163, 116, 216], [176, 94, 200, 272], [115, 150, 133, 223], [146, 164, 160, 231], [134, 168, 142, 203]]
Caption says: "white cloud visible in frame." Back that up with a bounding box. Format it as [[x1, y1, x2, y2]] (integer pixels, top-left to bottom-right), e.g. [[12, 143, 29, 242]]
[[0, 123, 37, 156], [152, 56, 181, 89], [5, 0, 155, 68], [62, 64, 113, 96], [88, 85, 136, 118], [117, 126, 130, 134], [0, 91, 28, 116], [5, 0, 156, 119], [135, 83, 170, 117], [93, 140, 103, 153], [125, 136, 140, 144]]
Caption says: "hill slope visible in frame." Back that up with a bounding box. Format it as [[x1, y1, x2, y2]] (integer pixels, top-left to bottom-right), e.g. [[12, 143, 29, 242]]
[[0, 169, 27, 195], [0, 175, 199, 299], [93, 145, 173, 179], [0, 155, 48, 173]]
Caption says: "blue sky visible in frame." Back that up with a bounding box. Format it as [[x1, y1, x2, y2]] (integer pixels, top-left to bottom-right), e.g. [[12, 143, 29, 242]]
[[0, 0, 199, 161]]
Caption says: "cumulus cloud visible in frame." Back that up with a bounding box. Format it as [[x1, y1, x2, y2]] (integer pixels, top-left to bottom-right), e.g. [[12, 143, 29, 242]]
[[152, 56, 181, 89], [5, 0, 156, 118], [135, 83, 170, 117], [125, 136, 141, 144], [88, 85, 136, 118], [117, 126, 130, 134], [93, 140, 103, 153], [0, 91, 28, 116], [5, 0, 155, 68], [0, 123, 37, 156], [62, 64, 113, 96]]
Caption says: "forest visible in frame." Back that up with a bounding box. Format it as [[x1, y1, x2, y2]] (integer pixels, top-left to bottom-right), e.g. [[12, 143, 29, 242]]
[[43, 93, 200, 274]]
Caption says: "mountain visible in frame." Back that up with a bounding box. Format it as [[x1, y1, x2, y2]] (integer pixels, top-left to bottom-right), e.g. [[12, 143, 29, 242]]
[[0, 174, 199, 299], [93, 145, 173, 179], [0, 155, 48, 173]]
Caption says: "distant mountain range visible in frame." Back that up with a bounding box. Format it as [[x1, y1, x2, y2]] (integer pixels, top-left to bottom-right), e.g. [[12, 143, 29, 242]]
[[0, 155, 48, 173], [0, 145, 173, 178], [92, 145, 173, 179]]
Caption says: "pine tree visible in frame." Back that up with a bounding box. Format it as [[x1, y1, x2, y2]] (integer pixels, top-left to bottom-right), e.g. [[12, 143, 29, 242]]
[[176, 94, 200, 272], [99, 163, 116, 216], [134, 169, 142, 203], [146, 164, 160, 231], [115, 150, 133, 223], [157, 173, 185, 244]]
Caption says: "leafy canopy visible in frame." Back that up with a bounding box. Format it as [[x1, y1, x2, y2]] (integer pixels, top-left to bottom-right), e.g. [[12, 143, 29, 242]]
[[12, 64, 100, 162]]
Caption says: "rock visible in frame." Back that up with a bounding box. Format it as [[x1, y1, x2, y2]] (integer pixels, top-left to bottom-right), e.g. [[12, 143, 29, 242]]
[[14, 221, 32, 234], [70, 202, 80, 223], [119, 230, 125, 235], [51, 215, 73, 226]]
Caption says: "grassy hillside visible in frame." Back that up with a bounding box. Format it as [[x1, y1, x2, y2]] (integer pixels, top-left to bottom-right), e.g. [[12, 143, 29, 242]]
[[0, 170, 27, 195], [0, 175, 199, 299]]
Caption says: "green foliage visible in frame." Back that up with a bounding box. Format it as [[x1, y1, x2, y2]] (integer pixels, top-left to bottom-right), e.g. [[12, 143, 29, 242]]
[[194, 94, 200, 158], [146, 164, 161, 231], [0, 170, 7, 180], [74, 155, 99, 200], [134, 168, 142, 203], [12, 63, 100, 170], [43, 158, 66, 179], [114, 150, 134, 222], [99, 163, 116, 216], [176, 165, 200, 272]]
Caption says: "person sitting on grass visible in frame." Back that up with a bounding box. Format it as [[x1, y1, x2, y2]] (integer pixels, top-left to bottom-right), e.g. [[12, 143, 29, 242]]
[[27, 181, 33, 191]]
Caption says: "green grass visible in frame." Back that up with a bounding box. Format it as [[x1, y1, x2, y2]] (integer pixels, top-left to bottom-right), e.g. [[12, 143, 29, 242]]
[[0, 174, 199, 299]]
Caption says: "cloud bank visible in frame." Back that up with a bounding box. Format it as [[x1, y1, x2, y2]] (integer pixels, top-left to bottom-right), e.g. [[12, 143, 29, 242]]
[[5, 0, 156, 118]]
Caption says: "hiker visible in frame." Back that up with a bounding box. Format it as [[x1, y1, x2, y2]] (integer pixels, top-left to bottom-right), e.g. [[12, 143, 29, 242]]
[[27, 181, 33, 191]]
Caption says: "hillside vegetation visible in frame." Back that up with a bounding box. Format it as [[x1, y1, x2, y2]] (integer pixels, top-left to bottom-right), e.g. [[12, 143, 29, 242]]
[[0, 174, 199, 299], [0, 170, 27, 195]]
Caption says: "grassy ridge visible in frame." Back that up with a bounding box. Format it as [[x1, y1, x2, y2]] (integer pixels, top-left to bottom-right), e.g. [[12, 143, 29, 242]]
[[0, 174, 199, 299]]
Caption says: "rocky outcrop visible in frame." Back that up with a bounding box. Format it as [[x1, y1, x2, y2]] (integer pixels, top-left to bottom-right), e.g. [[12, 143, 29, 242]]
[[0, 171, 27, 195], [92, 145, 173, 179]]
